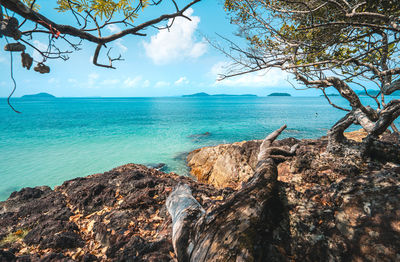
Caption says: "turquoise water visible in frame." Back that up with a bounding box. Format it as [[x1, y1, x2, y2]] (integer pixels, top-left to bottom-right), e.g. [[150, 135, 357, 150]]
[[0, 96, 371, 200]]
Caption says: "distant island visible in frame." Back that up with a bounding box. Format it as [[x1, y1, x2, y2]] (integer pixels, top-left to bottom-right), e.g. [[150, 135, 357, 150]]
[[183, 92, 257, 97], [268, 93, 291, 97], [356, 90, 400, 96], [21, 92, 56, 99]]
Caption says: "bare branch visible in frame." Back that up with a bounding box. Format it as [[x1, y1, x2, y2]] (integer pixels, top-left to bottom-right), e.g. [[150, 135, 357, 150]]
[[1, 0, 201, 45]]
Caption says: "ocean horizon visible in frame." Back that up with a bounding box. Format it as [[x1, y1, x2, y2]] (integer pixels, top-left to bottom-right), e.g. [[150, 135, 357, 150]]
[[0, 96, 392, 200]]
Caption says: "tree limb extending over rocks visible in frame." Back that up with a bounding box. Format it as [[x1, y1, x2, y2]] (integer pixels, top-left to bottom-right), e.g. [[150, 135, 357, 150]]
[[166, 125, 298, 261]]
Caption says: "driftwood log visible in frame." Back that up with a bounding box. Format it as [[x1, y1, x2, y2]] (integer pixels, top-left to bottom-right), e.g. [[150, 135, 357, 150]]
[[166, 125, 297, 261]]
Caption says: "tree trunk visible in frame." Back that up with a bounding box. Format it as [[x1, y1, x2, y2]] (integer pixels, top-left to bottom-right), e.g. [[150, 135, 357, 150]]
[[166, 125, 295, 261], [327, 112, 355, 153], [327, 99, 400, 157], [390, 123, 399, 135]]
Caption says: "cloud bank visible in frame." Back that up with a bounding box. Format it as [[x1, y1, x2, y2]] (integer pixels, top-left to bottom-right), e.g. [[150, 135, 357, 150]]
[[211, 62, 289, 88], [143, 8, 207, 65]]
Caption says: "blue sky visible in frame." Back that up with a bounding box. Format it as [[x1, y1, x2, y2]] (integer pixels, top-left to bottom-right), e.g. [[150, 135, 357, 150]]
[[0, 0, 319, 97]]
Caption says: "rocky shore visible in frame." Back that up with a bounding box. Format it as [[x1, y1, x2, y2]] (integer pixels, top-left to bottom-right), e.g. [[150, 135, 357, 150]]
[[1, 133, 399, 261]]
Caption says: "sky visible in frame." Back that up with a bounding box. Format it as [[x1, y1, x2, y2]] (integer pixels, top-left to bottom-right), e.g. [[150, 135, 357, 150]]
[[0, 0, 320, 97]]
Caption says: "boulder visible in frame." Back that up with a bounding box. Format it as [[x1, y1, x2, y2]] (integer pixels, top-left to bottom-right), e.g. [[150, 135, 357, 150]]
[[187, 137, 298, 189], [187, 140, 261, 189]]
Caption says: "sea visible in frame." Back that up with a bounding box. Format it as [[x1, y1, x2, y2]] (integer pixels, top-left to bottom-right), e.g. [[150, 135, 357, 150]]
[[0, 96, 391, 200]]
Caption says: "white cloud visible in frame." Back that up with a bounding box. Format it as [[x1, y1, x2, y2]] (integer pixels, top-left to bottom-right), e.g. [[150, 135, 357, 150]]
[[33, 40, 48, 61], [115, 39, 128, 53], [143, 8, 207, 65], [88, 73, 99, 88], [123, 76, 142, 88], [101, 79, 120, 86], [155, 81, 171, 88], [48, 78, 59, 84], [211, 61, 289, 88], [210, 61, 230, 78], [175, 76, 189, 86], [189, 42, 207, 58], [107, 24, 121, 33], [67, 78, 78, 87], [123, 77, 151, 88], [143, 80, 150, 88], [104, 25, 128, 53]]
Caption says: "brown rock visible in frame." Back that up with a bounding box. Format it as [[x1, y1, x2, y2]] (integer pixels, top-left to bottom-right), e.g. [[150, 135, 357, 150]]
[[0, 164, 227, 261], [344, 128, 368, 142], [187, 137, 298, 189], [187, 140, 260, 189]]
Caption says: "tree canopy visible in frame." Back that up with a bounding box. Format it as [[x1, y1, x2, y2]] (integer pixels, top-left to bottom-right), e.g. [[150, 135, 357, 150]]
[[0, 0, 200, 112], [223, 0, 400, 149]]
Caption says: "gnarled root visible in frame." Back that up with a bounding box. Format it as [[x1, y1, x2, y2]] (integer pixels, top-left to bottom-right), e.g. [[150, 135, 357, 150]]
[[167, 125, 297, 261]]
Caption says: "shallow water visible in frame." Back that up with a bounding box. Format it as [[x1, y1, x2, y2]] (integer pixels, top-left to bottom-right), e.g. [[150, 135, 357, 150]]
[[0, 96, 389, 200]]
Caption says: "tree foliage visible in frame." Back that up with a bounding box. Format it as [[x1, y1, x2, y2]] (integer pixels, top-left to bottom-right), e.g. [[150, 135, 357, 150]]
[[223, 0, 400, 148], [0, 0, 200, 68], [55, 0, 150, 22]]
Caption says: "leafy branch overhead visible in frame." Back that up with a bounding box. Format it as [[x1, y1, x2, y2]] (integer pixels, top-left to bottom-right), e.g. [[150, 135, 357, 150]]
[[223, 0, 400, 151], [1, 0, 201, 70], [55, 0, 150, 22]]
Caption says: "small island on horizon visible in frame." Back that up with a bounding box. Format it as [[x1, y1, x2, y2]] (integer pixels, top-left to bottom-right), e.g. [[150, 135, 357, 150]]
[[182, 92, 258, 97], [268, 92, 291, 97], [21, 92, 56, 99], [356, 89, 400, 96]]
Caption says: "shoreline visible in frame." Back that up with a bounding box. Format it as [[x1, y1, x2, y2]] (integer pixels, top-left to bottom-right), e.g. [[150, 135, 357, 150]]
[[1, 133, 399, 260], [1, 96, 389, 200], [0, 129, 369, 201]]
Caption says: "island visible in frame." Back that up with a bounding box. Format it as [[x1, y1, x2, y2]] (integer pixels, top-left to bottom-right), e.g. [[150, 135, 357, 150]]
[[183, 92, 210, 97], [21, 92, 56, 99], [267, 92, 291, 97], [355, 90, 400, 96], [183, 92, 257, 97]]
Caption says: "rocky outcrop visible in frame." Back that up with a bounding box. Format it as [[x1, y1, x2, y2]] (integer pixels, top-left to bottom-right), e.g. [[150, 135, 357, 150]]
[[187, 137, 299, 189], [185, 135, 400, 261], [0, 164, 231, 261], [186, 129, 395, 189]]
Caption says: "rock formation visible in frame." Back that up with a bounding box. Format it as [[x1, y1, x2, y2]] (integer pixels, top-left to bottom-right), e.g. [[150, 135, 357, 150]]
[[187, 137, 298, 189], [187, 139, 260, 189], [184, 132, 400, 261], [0, 165, 230, 261]]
